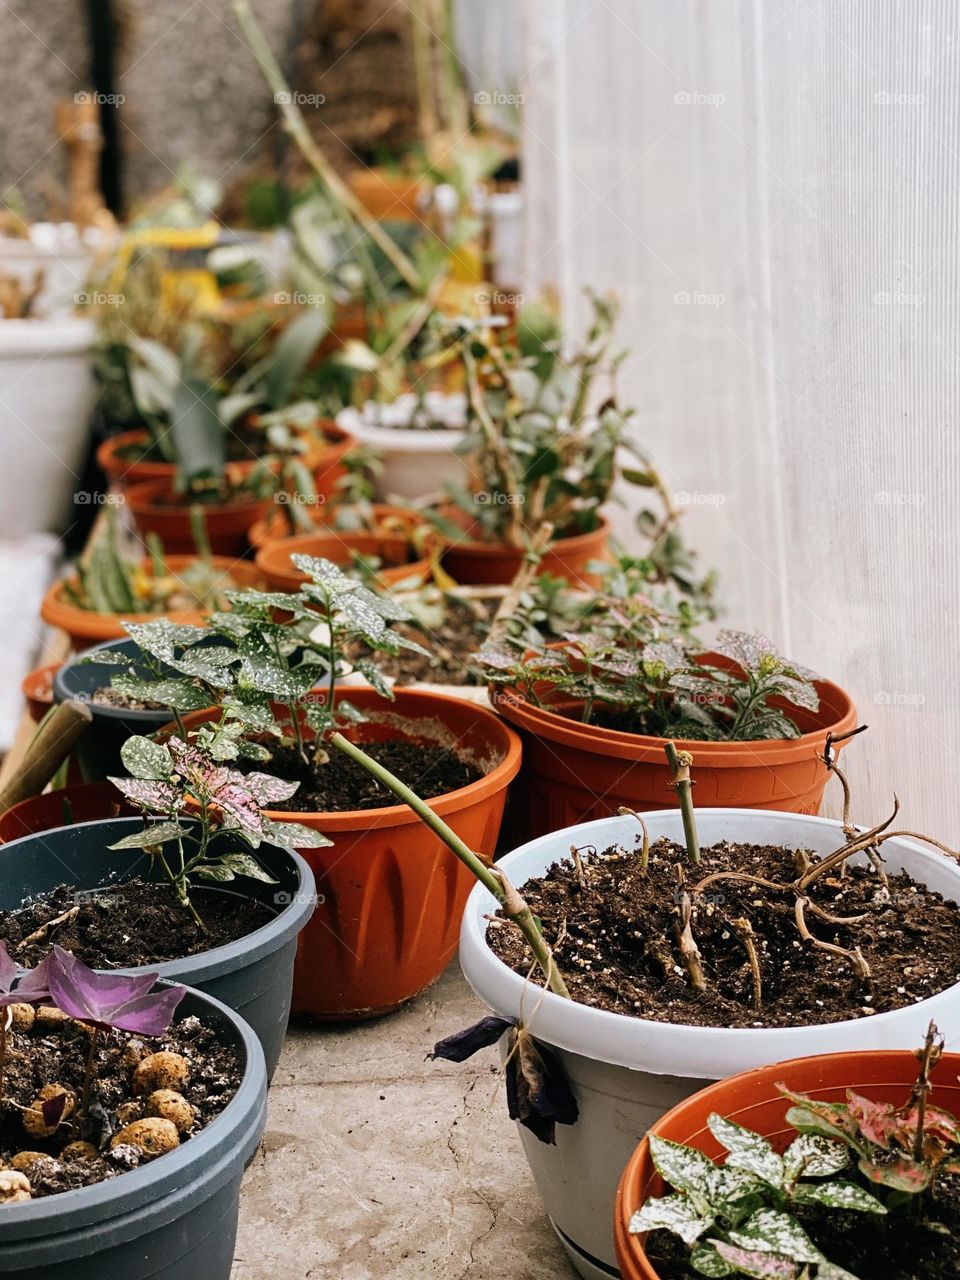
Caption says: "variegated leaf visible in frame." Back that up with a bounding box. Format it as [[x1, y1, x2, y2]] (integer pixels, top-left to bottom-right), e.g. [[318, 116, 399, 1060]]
[[782, 1134, 851, 1180], [628, 1194, 713, 1244], [108, 776, 183, 813], [648, 1136, 718, 1212], [729, 1209, 822, 1264], [107, 821, 191, 850], [690, 1243, 736, 1276], [120, 735, 172, 781], [707, 1114, 784, 1188], [710, 1240, 797, 1279], [261, 817, 333, 849], [221, 853, 278, 883], [792, 1180, 885, 1215], [241, 772, 300, 805]]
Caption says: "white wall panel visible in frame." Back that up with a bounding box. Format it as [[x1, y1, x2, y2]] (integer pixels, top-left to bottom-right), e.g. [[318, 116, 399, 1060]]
[[521, 0, 960, 833]]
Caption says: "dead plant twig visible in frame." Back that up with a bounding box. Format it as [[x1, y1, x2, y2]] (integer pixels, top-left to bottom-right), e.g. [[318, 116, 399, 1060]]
[[728, 917, 762, 1009], [794, 896, 871, 979]]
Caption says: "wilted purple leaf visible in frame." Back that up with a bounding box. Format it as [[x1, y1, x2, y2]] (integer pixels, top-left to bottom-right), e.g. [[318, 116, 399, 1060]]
[[0, 941, 16, 995], [505, 1027, 579, 1145], [430, 1015, 516, 1063], [46, 946, 185, 1036], [41, 1092, 68, 1128], [0, 947, 52, 1010]]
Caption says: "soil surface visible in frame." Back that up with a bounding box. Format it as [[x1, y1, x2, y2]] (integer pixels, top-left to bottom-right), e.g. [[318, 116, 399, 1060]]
[[361, 597, 497, 687], [0, 1013, 240, 1198], [486, 838, 960, 1028], [645, 1169, 960, 1279], [244, 740, 481, 812], [92, 685, 171, 711], [1, 879, 273, 969]]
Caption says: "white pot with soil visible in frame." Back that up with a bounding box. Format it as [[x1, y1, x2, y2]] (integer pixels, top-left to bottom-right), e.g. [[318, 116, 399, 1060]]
[[0, 316, 96, 535], [458, 808, 960, 1280], [336, 391, 470, 501]]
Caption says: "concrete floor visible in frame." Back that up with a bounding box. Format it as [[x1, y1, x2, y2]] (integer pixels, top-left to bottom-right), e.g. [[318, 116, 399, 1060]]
[[233, 962, 576, 1280]]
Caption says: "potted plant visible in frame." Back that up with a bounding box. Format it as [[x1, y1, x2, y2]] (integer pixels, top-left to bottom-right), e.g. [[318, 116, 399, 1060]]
[[254, 523, 434, 593], [615, 1026, 960, 1280], [333, 738, 960, 1277], [0, 781, 134, 842], [482, 624, 857, 833], [40, 510, 265, 651], [107, 558, 521, 1019], [0, 945, 267, 1279], [434, 294, 684, 586], [0, 729, 321, 1076]]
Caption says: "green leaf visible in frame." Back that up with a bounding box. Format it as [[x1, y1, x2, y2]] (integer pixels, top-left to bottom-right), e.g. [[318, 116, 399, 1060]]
[[628, 1194, 713, 1244], [707, 1114, 784, 1188], [111, 675, 212, 712], [194, 864, 236, 882], [221, 852, 278, 883], [122, 619, 210, 663], [107, 821, 192, 849], [648, 1136, 718, 1213], [792, 1181, 886, 1215], [261, 817, 332, 849], [783, 1134, 851, 1180], [784, 1104, 855, 1147], [264, 308, 331, 410], [170, 375, 227, 486], [816, 1264, 863, 1280], [120, 735, 172, 781], [729, 1209, 822, 1265]]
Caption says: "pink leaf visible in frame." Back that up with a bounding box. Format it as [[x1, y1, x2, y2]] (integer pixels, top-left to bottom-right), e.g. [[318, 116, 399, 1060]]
[[711, 1240, 798, 1277], [857, 1154, 932, 1193], [846, 1091, 899, 1148]]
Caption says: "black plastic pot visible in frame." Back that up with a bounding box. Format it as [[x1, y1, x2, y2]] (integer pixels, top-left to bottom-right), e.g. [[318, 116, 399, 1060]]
[[53, 637, 200, 782], [0, 818, 316, 1078], [0, 983, 267, 1279]]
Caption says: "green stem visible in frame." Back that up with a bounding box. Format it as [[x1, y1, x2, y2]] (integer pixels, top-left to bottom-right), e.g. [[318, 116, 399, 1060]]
[[189, 504, 213, 567], [664, 741, 700, 865], [156, 849, 205, 930], [329, 732, 570, 998]]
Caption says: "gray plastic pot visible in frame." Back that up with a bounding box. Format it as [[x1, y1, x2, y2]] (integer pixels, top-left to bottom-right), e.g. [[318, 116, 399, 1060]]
[[0, 817, 316, 1078], [0, 983, 267, 1278], [53, 637, 199, 782]]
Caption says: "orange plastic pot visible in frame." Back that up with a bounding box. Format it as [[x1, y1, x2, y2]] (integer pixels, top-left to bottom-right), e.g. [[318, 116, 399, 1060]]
[[255, 529, 431, 593], [0, 782, 135, 843], [40, 556, 265, 651], [21, 661, 60, 722], [96, 430, 176, 490], [615, 1049, 960, 1279], [248, 502, 424, 550], [441, 515, 611, 587], [309, 420, 355, 500], [491, 667, 857, 839], [349, 168, 431, 223], [179, 688, 521, 1018], [125, 479, 272, 557]]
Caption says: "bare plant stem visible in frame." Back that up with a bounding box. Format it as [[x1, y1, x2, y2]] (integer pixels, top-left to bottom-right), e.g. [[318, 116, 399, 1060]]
[[231, 0, 421, 293], [664, 742, 700, 864], [675, 867, 707, 991], [80, 1028, 99, 1114], [794, 896, 871, 979], [329, 732, 570, 998], [0, 1011, 8, 1100], [798, 797, 901, 891], [618, 807, 651, 872], [910, 1021, 944, 1163], [729, 917, 762, 1009]]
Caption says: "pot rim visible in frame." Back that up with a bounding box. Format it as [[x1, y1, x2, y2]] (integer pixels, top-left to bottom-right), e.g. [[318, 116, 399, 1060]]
[[459, 807, 960, 1073], [254, 528, 432, 590], [441, 512, 611, 556], [124, 476, 273, 516], [0, 980, 266, 1241]]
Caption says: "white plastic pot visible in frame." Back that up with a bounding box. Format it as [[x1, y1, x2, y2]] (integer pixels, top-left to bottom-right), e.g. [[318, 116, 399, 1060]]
[[0, 317, 96, 535], [337, 393, 470, 501], [459, 809, 960, 1280], [0, 224, 101, 316]]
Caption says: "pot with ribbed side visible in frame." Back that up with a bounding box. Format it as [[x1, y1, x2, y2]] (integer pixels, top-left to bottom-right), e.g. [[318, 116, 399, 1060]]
[[458, 809, 960, 1280], [0, 981, 267, 1280], [614, 1048, 960, 1280], [0, 817, 315, 1078], [490, 663, 858, 840], [181, 687, 521, 1019]]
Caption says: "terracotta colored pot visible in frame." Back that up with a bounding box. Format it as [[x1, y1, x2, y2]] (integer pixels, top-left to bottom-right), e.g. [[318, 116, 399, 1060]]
[[491, 660, 857, 839], [255, 528, 431, 593], [349, 168, 431, 223], [125, 479, 272, 557], [615, 1049, 960, 1279], [21, 661, 61, 722], [96, 429, 176, 490], [310, 419, 355, 499], [247, 502, 424, 550], [0, 782, 136, 842], [441, 515, 611, 587], [180, 687, 521, 1019], [40, 556, 265, 651]]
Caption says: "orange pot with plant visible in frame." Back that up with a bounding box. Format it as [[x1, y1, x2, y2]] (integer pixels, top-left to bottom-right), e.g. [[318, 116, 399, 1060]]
[[180, 688, 521, 1019], [41, 554, 265, 651], [248, 502, 424, 550], [441, 512, 611, 587], [615, 1046, 960, 1280], [255, 528, 433, 593], [126, 478, 272, 557]]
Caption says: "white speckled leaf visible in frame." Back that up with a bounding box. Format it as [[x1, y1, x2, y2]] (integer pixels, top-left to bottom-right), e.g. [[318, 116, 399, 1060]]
[[708, 1114, 784, 1188], [120, 735, 172, 781], [783, 1134, 850, 1180], [629, 1194, 713, 1244], [792, 1181, 885, 1215], [729, 1209, 822, 1264]]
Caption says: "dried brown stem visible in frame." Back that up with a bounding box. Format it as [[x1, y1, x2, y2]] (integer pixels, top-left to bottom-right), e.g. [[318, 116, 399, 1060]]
[[675, 866, 707, 991], [729, 916, 762, 1009], [569, 844, 590, 891], [794, 896, 871, 979], [21, 905, 79, 948], [618, 806, 651, 873], [797, 796, 901, 891], [910, 1021, 944, 1162]]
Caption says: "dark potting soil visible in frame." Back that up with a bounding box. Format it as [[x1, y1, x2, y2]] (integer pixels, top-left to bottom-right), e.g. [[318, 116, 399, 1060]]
[[0, 1013, 240, 1199], [243, 739, 482, 812], [91, 684, 171, 711], [361, 597, 497, 687], [0, 878, 273, 970], [486, 838, 960, 1028], [645, 1172, 960, 1278]]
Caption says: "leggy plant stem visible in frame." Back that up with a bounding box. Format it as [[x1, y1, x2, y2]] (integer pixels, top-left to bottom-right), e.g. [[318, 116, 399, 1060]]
[[231, 0, 422, 294], [0, 1010, 8, 1100], [80, 1027, 99, 1114], [664, 741, 700, 865], [329, 732, 570, 998]]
